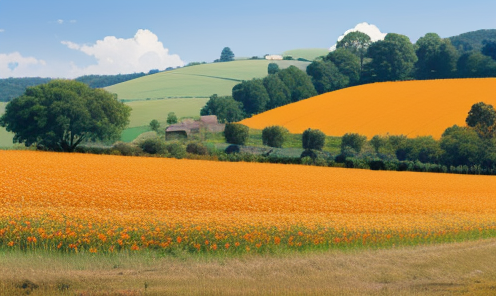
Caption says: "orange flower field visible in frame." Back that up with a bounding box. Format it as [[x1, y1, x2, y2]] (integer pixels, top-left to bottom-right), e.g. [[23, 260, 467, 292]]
[[240, 78, 496, 139], [1, 150, 495, 254]]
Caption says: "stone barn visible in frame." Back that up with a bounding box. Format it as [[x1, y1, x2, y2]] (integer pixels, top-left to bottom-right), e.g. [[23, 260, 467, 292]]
[[165, 115, 225, 140]]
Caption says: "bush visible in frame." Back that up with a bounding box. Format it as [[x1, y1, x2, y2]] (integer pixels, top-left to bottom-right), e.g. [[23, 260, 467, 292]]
[[224, 123, 249, 145], [166, 142, 186, 159], [300, 149, 318, 159], [225, 144, 240, 154], [302, 128, 326, 150], [186, 142, 208, 155], [341, 133, 367, 153], [149, 119, 160, 132], [112, 142, 142, 156], [369, 159, 385, 170], [139, 138, 167, 154], [262, 126, 288, 148], [268, 63, 280, 75], [167, 112, 178, 125]]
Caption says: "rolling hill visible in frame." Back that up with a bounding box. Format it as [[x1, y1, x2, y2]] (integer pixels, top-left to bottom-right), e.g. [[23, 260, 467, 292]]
[[105, 60, 310, 100], [240, 78, 496, 139], [282, 48, 329, 61]]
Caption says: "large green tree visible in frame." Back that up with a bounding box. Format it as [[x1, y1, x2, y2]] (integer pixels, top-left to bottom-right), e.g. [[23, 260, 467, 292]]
[[306, 60, 348, 94], [457, 52, 496, 78], [414, 33, 458, 79], [336, 31, 372, 72], [0, 79, 131, 152], [232, 79, 270, 115], [200, 94, 245, 123], [277, 66, 317, 102], [364, 33, 417, 82], [220, 47, 235, 62], [262, 74, 291, 109], [466, 102, 496, 139], [325, 48, 361, 85]]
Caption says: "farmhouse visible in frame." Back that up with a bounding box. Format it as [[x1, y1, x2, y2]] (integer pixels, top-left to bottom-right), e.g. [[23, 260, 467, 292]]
[[165, 115, 225, 140], [265, 54, 283, 60]]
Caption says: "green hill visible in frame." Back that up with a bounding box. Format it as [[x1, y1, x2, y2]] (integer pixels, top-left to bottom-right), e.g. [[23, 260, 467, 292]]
[[282, 48, 329, 61], [105, 60, 310, 101], [449, 29, 496, 52]]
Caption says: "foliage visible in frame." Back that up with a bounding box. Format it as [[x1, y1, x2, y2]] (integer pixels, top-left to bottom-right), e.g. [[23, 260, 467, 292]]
[[112, 142, 142, 156], [325, 48, 361, 85], [225, 144, 240, 154], [186, 142, 208, 155], [341, 133, 367, 154], [414, 33, 458, 79], [262, 125, 289, 148], [167, 112, 178, 125], [336, 31, 371, 72], [370, 135, 387, 153], [0, 80, 131, 152], [149, 119, 160, 132], [440, 125, 484, 166], [364, 33, 417, 82], [224, 123, 249, 145], [302, 128, 326, 150], [0, 77, 52, 102], [268, 63, 280, 75], [448, 29, 496, 53], [306, 60, 349, 94], [220, 47, 235, 62], [75, 73, 146, 88], [457, 52, 496, 78], [139, 138, 167, 154], [166, 142, 187, 159], [262, 74, 291, 109], [482, 40, 496, 60], [277, 66, 317, 102], [466, 102, 496, 139], [200, 94, 245, 123], [232, 79, 270, 115]]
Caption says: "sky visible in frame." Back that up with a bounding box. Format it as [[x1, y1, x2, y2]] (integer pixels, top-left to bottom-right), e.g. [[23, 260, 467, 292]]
[[0, 0, 495, 78]]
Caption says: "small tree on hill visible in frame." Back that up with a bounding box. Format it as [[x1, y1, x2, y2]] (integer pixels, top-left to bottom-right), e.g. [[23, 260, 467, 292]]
[[466, 102, 496, 139], [341, 133, 367, 153], [149, 119, 160, 132], [268, 63, 280, 75], [262, 125, 288, 148], [167, 112, 178, 125], [220, 47, 235, 62], [224, 123, 249, 145], [302, 128, 326, 150]]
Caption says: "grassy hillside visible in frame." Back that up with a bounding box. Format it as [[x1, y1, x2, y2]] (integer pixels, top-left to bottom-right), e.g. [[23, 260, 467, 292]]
[[0, 102, 14, 148], [240, 78, 496, 139], [105, 60, 310, 100], [283, 48, 329, 61]]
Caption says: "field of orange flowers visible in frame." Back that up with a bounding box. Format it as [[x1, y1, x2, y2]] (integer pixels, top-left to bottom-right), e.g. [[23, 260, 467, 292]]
[[1, 150, 495, 254], [240, 78, 496, 139]]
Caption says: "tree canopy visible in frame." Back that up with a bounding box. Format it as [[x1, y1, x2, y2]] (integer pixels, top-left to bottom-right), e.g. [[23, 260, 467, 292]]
[[0, 80, 131, 152], [336, 31, 371, 72], [232, 79, 270, 115], [200, 94, 245, 123], [277, 66, 317, 102], [414, 33, 458, 79], [220, 47, 235, 62]]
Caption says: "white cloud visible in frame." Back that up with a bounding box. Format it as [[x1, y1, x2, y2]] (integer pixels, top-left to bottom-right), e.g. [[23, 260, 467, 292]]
[[330, 22, 387, 51], [0, 29, 4, 33], [0, 52, 47, 78], [69, 20, 77, 23], [62, 29, 184, 76], [57, 19, 64, 24]]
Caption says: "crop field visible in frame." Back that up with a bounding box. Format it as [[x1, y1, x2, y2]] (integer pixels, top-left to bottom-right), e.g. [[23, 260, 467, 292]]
[[1, 150, 495, 255], [105, 60, 310, 100], [240, 78, 496, 139], [283, 48, 330, 60]]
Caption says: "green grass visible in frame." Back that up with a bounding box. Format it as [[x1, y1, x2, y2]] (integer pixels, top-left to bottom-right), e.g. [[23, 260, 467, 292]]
[[106, 60, 310, 100], [283, 48, 330, 61], [0, 102, 14, 148], [120, 126, 151, 142]]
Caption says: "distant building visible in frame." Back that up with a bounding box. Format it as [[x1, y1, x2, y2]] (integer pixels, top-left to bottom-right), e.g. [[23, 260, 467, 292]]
[[265, 55, 283, 60], [165, 115, 225, 140]]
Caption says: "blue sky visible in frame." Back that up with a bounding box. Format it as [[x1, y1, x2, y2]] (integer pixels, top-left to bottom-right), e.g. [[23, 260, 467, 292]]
[[0, 0, 495, 78]]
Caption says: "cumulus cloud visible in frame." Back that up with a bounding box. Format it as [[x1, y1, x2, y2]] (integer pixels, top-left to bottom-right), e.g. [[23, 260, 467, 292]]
[[329, 22, 387, 51], [0, 52, 47, 78], [0, 29, 4, 33], [62, 29, 184, 76]]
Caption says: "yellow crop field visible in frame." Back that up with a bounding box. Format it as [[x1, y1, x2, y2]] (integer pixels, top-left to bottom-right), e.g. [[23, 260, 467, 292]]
[[1, 150, 495, 254], [240, 78, 496, 139]]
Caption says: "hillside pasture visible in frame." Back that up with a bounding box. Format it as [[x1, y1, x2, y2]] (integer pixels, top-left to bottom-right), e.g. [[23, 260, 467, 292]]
[[0, 102, 14, 148], [240, 78, 496, 139], [283, 48, 330, 61], [106, 60, 310, 100]]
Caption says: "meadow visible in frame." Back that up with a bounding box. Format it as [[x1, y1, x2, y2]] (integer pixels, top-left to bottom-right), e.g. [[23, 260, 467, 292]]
[[240, 78, 496, 139], [282, 48, 330, 60], [105, 60, 310, 100], [0, 102, 14, 148]]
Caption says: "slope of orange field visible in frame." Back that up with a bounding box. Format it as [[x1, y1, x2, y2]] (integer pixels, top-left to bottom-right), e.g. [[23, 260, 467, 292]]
[[240, 78, 496, 139]]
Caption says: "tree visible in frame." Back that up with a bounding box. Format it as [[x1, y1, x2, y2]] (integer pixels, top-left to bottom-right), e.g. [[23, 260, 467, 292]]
[[268, 63, 280, 75], [414, 33, 458, 79], [302, 128, 326, 150], [481, 40, 496, 60], [220, 47, 235, 62], [262, 125, 288, 148], [0, 80, 131, 152], [149, 119, 160, 132], [457, 52, 496, 78], [200, 94, 245, 123], [262, 74, 291, 109], [365, 33, 418, 82], [277, 66, 317, 102], [224, 123, 249, 145], [325, 48, 361, 85], [306, 60, 348, 94], [440, 125, 484, 166], [341, 133, 367, 154], [466, 102, 496, 139], [336, 31, 372, 72], [232, 79, 270, 115], [167, 112, 178, 125]]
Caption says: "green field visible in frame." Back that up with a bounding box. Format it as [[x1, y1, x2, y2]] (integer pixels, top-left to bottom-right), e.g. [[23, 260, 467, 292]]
[[0, 102, 14, 148], [283, 48, 329, 61], [106, 60, 310, 100]]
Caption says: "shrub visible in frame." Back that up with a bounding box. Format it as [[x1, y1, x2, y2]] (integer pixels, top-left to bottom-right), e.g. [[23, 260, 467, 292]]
[[302, 128, 326, 150], [262, 126, 288, 148], [112, 142, 142, 156], [369, 159, 385, 170], [300, 149, 318, 159], [167, 112, 178, 125], [140, 138, 167, 154], [166, 142, 186, 159], [225, 144, 240, 154], [341, 133, 367, 153], [149, 119, 160, 132], [186, 142, 208, 155], [370, 135, 387, 153], [268, 63, 280, 75], [224, 123, 249, 145]]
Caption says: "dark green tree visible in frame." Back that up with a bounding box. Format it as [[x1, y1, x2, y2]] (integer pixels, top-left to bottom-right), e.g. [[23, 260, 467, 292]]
[[370, 135, 387, 153], [414, 33, 458, 79], [262, 74, 291, 109], [200, 94, 245, 123], [232, 79, 270, 115], [224, 123, 249, 145], [336, 31, 372, 72], [325, 48, 361, 85], [167, 112, 178, 125], [405, 136, 442, 163], [277, 66, 317, 102], [262, 125, 288, 148], [268, 63, 280, 75], [457, 52, 496, 78], [302, 128, 326, 150], [466, 102, 496, 139], [149, 119, 160, 132], [365, 33, 418, 82], [220, 47, 235, 62], [440, 125, 484, 166], [482, 40, 496, 60], [341, 133, 367, 154], [306, 60, 349, 94], [0, 80, 131, 152]]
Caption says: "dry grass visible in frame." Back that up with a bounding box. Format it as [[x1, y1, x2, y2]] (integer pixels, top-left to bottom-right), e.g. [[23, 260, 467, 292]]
[[1, 239, 496, 295]]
